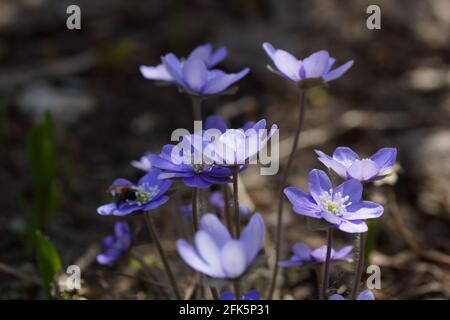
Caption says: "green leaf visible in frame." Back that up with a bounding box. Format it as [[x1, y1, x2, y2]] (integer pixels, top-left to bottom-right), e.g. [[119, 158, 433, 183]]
[[25, 113, 60, 245], [35, 231, 62, 299]]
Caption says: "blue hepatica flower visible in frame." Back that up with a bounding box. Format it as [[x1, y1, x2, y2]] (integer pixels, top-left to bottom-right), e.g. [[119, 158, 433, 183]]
[[97, 221, 131, 265], [97, 169, 172, 216], [140, 43, 227, 83], [315, 147, 397, 182], [204, 115, 256, 133], [263, 42, 353, 86], [279, 243, 352, 267], [329, 290, 375, 300], [160, 53, 249, 96], [284, 169, 384, 233], [148, 142, 232, 189], [176, 213, 265, 279], [202, 119, 278, 166], [219, 290, 260, 300]]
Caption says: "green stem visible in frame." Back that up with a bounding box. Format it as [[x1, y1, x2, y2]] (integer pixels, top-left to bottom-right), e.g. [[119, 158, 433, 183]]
[[192, 187, 199, 232], [320, 227, 334, 300], [351, 233, 366, 300], [144, 212, 182, 300], [268, 90, 307, 299]]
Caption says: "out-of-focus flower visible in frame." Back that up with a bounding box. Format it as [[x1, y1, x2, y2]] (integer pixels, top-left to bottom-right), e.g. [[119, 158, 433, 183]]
[[263, 42, 353, 88], [160, 53, 249, 96], [140, 43, 227, 83], [148, 143, 232, 189], [315, 147, 397, 182], [202, 119, 278, 166], [284, 169, 383, 233], [176, 213, 265, 279], [329, 290, 375, 300], [131, 154, 152, 172], [210, 190, 251, 216], [219, 290, 260, 300], [97, 169, 171, 216], [279, 243, 352, 267], [97, 221, 131, 265]]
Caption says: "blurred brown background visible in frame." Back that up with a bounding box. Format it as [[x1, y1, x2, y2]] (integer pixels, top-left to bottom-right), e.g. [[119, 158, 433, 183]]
[[0, 0, 449, 299]]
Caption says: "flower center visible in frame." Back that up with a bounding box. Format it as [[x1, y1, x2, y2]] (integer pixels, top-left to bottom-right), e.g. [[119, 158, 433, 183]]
[[133, 183, 159, 205], [318, 189, 351, 216], [192, 163, 212, 173]]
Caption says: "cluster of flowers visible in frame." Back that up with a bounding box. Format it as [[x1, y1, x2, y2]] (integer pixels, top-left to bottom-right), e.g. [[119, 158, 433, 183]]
[[95, 42, 396, 300]]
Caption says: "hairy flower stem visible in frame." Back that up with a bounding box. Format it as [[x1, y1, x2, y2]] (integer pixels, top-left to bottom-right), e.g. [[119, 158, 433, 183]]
[[320, 227, 334, 300], [210, 287, 219, 300], [233, 281, 241, 300], [232, 166, 240, 238], [351, 233, 366, 300], [191, 96, 203, 122], [222, 185, 234, 237], [192, 187, 199, 232], [144, 212, 182, 300], [268, 90, 307, 299]]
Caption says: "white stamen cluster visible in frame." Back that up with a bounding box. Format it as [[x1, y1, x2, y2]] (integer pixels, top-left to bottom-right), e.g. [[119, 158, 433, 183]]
[[134, 183, 159, 205], [318, 189, 351, 216]]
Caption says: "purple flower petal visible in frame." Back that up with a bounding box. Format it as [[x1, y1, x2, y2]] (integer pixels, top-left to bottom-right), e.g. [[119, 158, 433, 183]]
[[183, 175, 212, 188], [202, 68, 249, 95], [240, 213, 264, 262], [243, 290, 260, 300], [284, 187, 321, 218], [183, 58, 208, 93], [328, 294, 345, 300], [262, 42, 276, 59], [337, 220, 368, 233], [97, 203, 117, 216], [333, 246, 353, 260], [209, 47, 228, 67], [219, 292, 235, 300], [332, 147, 359, 168], [344, 201, 384, 220], [139, 64, 173, 82], [347, 159, 379, 181], [308, 169, 333, 204], [302, 50, 330, 78], [357, 290, 375, 300], [315, 149, 347, 178], [220, 241, 247, 278], [370, 147, 397, 173], [272, 50, 302, 81], [324, 60, 354, 82], [334, 179, 363, 204], [199, 214, 232, 249], [187, 44, 212, 64], [141, 195, 170, 211], [176, 239, 215, 276], [161, 53, 183, 84], [195, 230, 224, 276], [292, 243, 313, 261]]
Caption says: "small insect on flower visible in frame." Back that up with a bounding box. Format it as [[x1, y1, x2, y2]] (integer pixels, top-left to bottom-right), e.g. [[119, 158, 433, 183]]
[[279, 243, 353, 267], [176, 213, 265, 279], [329, 290, 375, 300], [97, 169, 172, 216], [97, 221, 131, 265], [140, 43, 228, 84], [284, 169, 384, 233], [315, 147, 397, 182], [219, 290, 260, 300], [262, 42, 353, 89]]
